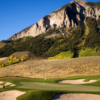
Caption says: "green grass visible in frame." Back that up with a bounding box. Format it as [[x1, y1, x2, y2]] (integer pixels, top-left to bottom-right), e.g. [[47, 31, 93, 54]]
[[79, 47, 100, 57], [17, 82, 100, 92], [17, 91, 56, 100], [61, 75, 100, 86], [98, 26, 100, 29], [0, 75, 100, 100], [48, 51, 74, 59]]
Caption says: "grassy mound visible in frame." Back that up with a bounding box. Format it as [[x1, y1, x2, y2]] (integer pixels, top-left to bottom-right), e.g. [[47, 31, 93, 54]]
[[10, 51, 44, 60], [0, 56, 100, 78], [17, 91, 56, 100], [11, 51, 30, 58], [48, 51, 74, 59], [0, 51, 44, 68], [0, 57, 8, 63], [79, 47, 100, 57]]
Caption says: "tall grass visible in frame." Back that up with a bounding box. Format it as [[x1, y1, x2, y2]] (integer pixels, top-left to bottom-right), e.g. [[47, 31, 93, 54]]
[[48, 51, 74, 59], [79, 47, 100, 57]]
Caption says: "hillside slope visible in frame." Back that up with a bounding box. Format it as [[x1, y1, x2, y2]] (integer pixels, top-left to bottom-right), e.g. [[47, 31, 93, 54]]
[[1, 17, 100, 59], [9, 0, 100, 40], [0, 42, 6, 49], [0, 56, 100, 78]]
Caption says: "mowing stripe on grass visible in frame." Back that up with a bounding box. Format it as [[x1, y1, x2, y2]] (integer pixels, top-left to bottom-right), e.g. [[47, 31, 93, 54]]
[[17, 82, 100, 92]]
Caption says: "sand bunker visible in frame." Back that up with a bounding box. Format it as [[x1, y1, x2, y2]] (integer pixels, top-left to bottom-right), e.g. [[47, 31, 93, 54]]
[[0, 81, 4, 84], [52, 93, 100, 100], [10, 84, 15, 86], [0, 81, 15, 88], [58, 79, 97, 84], [0, 90, 25, 100]]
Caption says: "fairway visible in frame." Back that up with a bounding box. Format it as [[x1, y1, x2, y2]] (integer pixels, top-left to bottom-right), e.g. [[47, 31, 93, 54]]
[[17, 82, 100, 92], [0, 76, 100, 100]]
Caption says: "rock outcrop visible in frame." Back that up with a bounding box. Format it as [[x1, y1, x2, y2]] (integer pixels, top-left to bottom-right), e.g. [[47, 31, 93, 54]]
[[9, 0, 100, 40]]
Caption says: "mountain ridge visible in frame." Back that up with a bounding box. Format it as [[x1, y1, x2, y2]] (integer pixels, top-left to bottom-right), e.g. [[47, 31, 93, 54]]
[[9, 0, 100, 40]]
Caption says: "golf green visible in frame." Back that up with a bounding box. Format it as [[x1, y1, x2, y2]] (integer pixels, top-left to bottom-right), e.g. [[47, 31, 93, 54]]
[[17, 82, 100, 92]]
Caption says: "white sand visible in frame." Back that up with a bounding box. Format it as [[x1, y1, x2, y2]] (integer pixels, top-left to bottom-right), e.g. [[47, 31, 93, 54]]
[[52, 93, 100, 100], [0, 81, 4, 84], [0, 81, 15, 88], [0, 90, 25, 100], [10, 84, 15, 86], [0, 86, 3, 88], [5, 82, 12, 86], [0, 81, 4, 88], [58, 79, 97, 84]]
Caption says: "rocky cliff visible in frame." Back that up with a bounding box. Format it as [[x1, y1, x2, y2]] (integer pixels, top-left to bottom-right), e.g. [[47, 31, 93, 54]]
[[9, 0, 100, 40]]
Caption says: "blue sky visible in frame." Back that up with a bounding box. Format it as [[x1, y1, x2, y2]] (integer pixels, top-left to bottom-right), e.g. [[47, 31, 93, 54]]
[[0, 0, 100, 41]]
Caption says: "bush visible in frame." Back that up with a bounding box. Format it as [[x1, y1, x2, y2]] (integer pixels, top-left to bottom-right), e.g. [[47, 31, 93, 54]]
[[79, 47, 100, 57], [21, 55, 29, 62], [0, 62, 5, 68], [0, 55, 29, 68], [48, 51, 74, 59]]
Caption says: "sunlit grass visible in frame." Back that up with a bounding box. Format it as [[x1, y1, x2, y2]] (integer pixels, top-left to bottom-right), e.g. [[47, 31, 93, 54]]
[[48, 51, 74, 59], [79, 47, 100, 57]]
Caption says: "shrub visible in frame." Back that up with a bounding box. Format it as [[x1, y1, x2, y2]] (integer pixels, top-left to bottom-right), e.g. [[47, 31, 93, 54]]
[[0, 62, 5, 68], [0, 54, 29, 68], [48, 51, 74, 59], [20, 54, 29, 62]]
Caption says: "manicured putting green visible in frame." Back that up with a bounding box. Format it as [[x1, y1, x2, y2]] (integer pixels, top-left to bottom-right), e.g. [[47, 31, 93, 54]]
[[17, 82, 100, 92]]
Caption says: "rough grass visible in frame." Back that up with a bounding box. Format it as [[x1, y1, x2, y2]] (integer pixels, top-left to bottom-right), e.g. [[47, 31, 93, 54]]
[[0, 51, 30, 62], [11, 51, 30, 58], [10, 51, 44, 60], [0, 57, 8, 63], [79, 48, 100, 57], [0, 56, 100, 78], [17, 91, 56, 100], [48, 51, 74, 59]]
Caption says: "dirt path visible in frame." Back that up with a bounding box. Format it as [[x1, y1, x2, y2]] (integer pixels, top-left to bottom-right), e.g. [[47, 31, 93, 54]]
[[0, 90, 25, 100], [52, 93, 100, 100]]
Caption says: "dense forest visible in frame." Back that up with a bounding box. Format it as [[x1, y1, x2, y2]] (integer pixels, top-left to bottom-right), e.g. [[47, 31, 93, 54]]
[[0, 17, 100, 58]]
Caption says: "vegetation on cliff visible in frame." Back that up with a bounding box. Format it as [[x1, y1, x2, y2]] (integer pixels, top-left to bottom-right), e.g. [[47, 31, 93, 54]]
[[0, 17, 100, 59], [86, 2, 100, 8]]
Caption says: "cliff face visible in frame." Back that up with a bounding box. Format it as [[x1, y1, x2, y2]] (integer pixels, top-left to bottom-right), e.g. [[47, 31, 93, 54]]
[[9, 1, 100, 40]]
